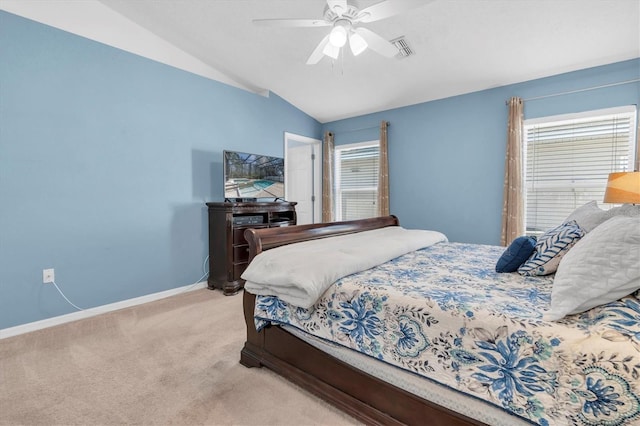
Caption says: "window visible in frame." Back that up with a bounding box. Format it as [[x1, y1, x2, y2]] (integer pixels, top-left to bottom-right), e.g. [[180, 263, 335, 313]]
[[524, 105, 637, 235], [334, 141, 380, 221]]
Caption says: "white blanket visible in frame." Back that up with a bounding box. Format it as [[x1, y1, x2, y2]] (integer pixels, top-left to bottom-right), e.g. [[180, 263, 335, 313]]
[[242, 226, 447, 308]]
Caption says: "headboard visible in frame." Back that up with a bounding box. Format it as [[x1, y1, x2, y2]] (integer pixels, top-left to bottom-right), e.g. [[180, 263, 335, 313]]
[[243, 215, 400, 261]]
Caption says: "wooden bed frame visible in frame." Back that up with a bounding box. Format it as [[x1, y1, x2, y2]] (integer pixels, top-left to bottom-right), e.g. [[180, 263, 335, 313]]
[[239, 216, 483, 426]]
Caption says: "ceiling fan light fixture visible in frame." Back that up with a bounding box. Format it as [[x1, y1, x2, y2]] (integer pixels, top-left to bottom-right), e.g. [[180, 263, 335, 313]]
[[328, 20, 349, 47], [256, 0, 419, 64], [322, 41, 340, 59], [349, 31, 368, 56]]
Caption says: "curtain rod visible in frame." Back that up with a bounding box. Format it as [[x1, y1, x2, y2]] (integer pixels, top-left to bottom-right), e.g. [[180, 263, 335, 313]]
[[506, 78, 640, 104], [332, 122, 389, 134]]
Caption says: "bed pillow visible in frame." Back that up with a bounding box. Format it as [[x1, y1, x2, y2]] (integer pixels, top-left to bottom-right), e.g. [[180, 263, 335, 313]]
[[518, 220, 585, 276], [564, 200, 613, 232], [544, 215, 640, 321], [495, 236, 537, 273], [607, 203, 640, 218]]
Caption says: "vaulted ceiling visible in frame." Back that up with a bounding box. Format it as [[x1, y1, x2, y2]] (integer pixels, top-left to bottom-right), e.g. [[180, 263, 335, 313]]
[[3, 0, 639, 123]]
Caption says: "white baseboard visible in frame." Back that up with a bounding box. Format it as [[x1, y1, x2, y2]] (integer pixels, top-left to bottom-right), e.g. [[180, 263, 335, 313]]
[[0, 281, 209, 340]]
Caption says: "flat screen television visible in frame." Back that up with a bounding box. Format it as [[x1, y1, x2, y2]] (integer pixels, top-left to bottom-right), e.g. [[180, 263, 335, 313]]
[[223, 150, 285, 201]]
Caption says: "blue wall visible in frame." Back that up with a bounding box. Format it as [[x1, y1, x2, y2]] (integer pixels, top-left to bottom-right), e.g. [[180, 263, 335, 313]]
[[323, 59, 640, 245], [0, 12, 321, 329], [2, 10, 638, 331]]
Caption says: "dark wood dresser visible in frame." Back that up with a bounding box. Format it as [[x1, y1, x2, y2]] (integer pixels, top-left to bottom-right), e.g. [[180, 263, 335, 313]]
[[206, 201, 297, 295]]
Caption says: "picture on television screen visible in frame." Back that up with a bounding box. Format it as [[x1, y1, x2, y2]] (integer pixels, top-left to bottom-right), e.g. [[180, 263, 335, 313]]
[[224, 150, 284, 199]]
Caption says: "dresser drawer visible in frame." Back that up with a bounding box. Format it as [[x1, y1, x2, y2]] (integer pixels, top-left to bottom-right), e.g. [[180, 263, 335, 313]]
[[233, 244, 250, 262], [233, 225, 268, 245], [231, 262, 249, 281]]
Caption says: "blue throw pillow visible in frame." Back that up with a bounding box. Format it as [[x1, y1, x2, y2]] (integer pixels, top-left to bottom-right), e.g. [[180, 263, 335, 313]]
[[495, 236, 537, 273]]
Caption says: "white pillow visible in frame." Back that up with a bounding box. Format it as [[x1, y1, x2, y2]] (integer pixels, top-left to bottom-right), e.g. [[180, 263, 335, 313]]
[[608, 203, 640, 218], [545, 215, 640, 321], [564, 200, 614, 232]]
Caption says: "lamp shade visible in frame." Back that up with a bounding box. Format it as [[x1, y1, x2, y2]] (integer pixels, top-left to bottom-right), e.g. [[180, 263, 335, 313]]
[[603, 171, 640, 204], [322, 42, 340, 59], [349, 31, 368, 56], [329, 25, 347, 47]]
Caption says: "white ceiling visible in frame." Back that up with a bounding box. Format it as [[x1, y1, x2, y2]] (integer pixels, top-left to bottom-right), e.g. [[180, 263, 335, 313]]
[[3, 0, 640, 123]]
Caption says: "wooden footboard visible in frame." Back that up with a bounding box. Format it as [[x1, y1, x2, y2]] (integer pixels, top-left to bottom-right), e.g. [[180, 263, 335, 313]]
[[239, 216, 482, 426]]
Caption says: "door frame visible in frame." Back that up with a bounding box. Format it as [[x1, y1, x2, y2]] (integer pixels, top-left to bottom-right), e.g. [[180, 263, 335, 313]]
[[284, 132, 322, 224]]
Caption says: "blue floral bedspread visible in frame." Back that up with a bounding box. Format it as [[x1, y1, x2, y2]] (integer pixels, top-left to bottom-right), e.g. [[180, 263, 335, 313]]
[[254, 242, 640, 426]]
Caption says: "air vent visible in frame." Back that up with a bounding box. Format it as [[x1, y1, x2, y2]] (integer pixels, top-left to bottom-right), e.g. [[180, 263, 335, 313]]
[[390, 37, 414, 58]]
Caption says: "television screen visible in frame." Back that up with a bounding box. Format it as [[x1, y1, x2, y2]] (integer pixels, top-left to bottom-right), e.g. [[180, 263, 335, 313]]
[[224, 150, 285, 200]]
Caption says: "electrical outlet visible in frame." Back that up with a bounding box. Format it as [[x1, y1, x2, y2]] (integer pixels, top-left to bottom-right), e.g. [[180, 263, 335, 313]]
[[43, 268, 54, 284]]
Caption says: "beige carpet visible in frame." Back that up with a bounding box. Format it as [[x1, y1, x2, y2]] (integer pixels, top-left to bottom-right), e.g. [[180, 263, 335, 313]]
[[0, 288, 360, 426]]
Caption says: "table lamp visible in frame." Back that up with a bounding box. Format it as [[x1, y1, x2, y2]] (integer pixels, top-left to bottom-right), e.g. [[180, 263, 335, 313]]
[[603, 171, 640, 204]]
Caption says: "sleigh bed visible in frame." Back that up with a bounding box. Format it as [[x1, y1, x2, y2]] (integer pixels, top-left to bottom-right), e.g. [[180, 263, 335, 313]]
[[239, 216, 640, 426]]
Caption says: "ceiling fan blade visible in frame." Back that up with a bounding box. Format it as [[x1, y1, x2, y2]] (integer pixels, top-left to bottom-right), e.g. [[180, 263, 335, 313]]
[[356, 0, 431, 23], [253, 18, 330, 28], [327, 0, 349, 17], [353, 27, 398, 57], [306, 34, 331, 65]]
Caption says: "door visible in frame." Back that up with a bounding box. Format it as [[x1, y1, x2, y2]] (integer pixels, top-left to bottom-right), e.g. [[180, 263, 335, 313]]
[[284, 132, 321, 225]]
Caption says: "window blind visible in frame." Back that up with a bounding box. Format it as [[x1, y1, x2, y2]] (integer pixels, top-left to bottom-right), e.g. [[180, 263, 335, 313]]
[[524, 106, 637, 234], [335, 143, 379, 221]]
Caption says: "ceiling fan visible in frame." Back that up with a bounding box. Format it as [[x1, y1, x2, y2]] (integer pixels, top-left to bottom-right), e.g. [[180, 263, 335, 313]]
[[253, 0, 424, 64]]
